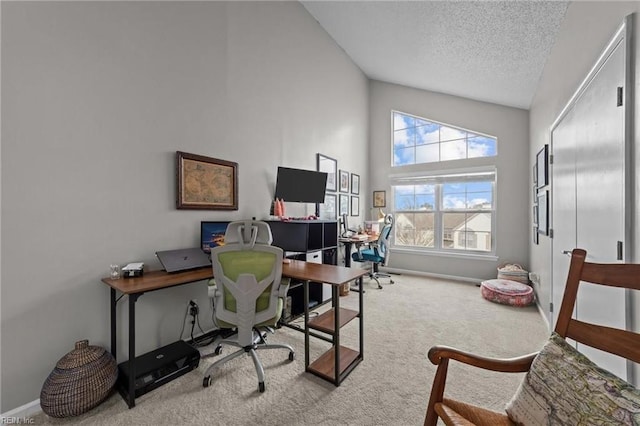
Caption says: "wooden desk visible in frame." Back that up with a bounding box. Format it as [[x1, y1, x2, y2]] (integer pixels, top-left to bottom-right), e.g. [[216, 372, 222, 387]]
[[339, 234, 377, 292], [339, 234, 377, 268], [101, 260, 366, 407], [281, 260, 367, 385]]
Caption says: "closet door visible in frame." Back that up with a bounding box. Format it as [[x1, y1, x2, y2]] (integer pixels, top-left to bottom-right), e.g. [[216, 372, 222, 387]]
[[551, 28, 628, 380]]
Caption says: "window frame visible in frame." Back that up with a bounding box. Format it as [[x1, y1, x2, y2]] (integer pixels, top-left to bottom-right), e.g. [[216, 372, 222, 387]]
[[391, 110, 497, 167], [391, 170, 497, 256]]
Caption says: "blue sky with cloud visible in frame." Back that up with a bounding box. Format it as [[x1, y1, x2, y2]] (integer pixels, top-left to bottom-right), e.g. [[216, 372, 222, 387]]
[[393, 112, 496, 166]]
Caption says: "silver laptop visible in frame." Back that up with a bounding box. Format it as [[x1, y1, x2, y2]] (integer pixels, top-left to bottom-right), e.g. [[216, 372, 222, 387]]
[[156, 247, 211, 273]]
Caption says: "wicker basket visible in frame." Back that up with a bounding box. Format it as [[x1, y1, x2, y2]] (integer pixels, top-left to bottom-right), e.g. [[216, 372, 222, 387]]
[[40, 340, 118, 418], [339, 283, 350, 296]]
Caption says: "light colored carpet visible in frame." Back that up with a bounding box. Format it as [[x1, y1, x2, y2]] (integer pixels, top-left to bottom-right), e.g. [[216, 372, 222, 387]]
[[33, 274, 549, 425]]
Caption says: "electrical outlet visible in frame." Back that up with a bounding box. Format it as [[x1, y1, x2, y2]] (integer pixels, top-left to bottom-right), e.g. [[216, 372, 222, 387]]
[[189, 300, 199, 317]]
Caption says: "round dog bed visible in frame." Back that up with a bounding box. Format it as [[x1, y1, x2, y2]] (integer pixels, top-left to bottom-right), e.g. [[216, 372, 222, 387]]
[[480, 279, 534, 307]]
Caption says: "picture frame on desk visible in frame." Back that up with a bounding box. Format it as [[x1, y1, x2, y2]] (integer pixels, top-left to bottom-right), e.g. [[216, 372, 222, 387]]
[[317, 193, 337, 220], [339, 194, 349, 216], [317, 153, 337, 192], [176, 151, 238, 210]]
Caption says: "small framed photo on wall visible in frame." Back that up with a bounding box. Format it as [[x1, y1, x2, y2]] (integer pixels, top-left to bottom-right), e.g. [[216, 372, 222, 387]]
[[317, 153, 337, 192], [351, 173, 360, 195], [350, 196, 359, 216], [373, 190, 386, 208], [339, 194, 349, 216], [317, 193, 337, 220], [339, 170, 350, 192], [537, 190, 549, 236], [536, 145, 549, 189]]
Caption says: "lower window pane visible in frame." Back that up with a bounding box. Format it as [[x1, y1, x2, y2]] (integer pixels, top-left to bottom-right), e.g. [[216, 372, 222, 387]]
[[395, 212, 434, 248], [443, 213, 492, 252]]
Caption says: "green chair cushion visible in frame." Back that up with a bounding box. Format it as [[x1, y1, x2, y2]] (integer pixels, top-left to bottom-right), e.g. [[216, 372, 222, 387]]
[[214, 250, 282, 329]]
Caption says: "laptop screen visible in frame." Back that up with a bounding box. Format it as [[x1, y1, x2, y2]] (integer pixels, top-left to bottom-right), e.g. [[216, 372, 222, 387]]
[[201, 221, 231, 254]]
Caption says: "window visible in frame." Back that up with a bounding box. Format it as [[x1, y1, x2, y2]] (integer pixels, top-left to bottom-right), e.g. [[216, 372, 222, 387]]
[[392, 173, 495, 254], [393, 111, 497, 166]]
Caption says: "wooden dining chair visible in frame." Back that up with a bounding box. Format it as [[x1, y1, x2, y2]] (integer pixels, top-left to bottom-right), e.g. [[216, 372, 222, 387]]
[[424, 248, 640, 426]]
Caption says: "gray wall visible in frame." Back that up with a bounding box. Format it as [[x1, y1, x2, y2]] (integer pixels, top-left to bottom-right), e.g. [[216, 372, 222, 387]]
[[529, 2, 639, 324], [0, 2, 368, 411], [369, 81, 529, 281]]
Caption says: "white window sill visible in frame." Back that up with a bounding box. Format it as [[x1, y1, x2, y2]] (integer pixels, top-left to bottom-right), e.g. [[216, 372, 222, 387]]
[[390, 247, 498, 262]]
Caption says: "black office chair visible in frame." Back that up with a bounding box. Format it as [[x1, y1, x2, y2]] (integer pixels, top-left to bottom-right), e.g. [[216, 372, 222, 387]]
[[351, 215, 394, 288]]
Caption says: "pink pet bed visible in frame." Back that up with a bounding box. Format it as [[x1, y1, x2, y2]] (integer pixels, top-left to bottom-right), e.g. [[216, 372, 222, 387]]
[[480, 279, 534, 307]]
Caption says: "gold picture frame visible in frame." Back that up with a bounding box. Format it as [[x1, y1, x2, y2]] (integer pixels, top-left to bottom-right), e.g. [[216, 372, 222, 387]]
[[176, 151, 238, 210], [373, 190, 386, 208]]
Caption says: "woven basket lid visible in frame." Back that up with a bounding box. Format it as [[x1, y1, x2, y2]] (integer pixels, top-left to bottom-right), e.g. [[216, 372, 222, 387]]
[[55, 340, 107, 370]]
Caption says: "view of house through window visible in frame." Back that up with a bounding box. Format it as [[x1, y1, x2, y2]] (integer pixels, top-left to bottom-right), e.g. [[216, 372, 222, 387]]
[[393, 178, 494, 253], [393, 111, 497, 166], [390, 111, 496, 255]]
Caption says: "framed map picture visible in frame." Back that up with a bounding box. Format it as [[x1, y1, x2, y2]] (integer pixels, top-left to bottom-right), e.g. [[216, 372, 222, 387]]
[[176, 151, 238, 210]]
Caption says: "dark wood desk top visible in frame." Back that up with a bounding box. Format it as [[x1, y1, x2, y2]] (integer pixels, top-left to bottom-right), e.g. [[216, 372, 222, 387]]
[[101, 259, 367, 295], [283, 260, 367, 285], [101, 267, 212, 295]]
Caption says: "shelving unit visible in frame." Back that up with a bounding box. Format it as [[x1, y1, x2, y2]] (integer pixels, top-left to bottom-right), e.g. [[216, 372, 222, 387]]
[[301, 270, 366, 386], [266, 220, 338, 319]]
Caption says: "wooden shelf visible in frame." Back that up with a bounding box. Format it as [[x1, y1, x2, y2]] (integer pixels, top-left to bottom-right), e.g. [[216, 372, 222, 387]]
[[307, 308, 358, 334], [307, 345, 360, 381]]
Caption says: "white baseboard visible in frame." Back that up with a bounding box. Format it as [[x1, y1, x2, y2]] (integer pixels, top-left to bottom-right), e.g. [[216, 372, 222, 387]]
[[1, 399, 42, 422], [381, 266, 483, 285]]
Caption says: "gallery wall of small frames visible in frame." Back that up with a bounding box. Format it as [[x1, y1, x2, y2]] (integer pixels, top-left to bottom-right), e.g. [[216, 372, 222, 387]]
[[533, 144, 549, 244], [316, 153, 361, 219]]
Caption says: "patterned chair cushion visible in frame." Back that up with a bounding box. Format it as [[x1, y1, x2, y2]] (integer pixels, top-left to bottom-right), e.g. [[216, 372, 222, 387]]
[[480, 279, 534, 307], [505, 332, 640, 425]]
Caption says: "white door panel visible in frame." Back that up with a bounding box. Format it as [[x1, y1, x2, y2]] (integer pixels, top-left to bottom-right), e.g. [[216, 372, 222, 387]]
[[551, 37, 627, 379], [551, 108, 577, 328]]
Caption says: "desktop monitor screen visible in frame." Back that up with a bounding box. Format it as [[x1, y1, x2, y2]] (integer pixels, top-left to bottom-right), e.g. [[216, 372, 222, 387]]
[[274, 167, 327, 203], [201, 221, 230, 253]]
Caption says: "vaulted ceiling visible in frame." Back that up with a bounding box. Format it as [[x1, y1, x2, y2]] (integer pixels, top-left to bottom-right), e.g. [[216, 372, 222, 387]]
[[301, 1, 569, 109]]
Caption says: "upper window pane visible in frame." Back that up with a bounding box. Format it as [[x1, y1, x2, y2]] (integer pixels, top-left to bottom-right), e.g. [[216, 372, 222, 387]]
[[394, 112, 415, 131], [416, 122, 440, 145], [392, 112, 497, 166], [416, 144, 439, 164], [440, 126, 466, 142], [443, 182, 493, 210], [468, 136, 497, 158]]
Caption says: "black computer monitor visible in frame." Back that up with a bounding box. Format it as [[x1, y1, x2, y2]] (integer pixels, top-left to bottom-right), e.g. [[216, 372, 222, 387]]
[[340, 213, 356, 237], [200, 221, 231, 253], [274, 167, 327, 203]]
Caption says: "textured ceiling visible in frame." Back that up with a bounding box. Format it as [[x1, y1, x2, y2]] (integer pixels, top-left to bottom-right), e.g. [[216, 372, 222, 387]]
[[301, 1, 569, 109]]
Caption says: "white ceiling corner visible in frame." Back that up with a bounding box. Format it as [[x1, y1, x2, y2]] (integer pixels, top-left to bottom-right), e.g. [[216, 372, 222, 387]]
[[301, 1, 569, 109]]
